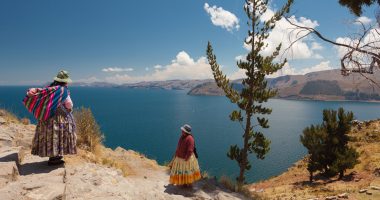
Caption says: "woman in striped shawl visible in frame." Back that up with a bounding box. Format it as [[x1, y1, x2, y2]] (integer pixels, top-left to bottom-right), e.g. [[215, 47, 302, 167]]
[[24, 70, 77, 165]]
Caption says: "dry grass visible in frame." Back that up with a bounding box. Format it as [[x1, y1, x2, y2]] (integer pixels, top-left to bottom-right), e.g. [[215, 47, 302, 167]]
[[0, 109, 20, 123], [73, 107, 104, 153], [248, 120, 380, 199], [67, 108, 134, 177], [20, 118, 30, 125], [218, 175, 257, 199]]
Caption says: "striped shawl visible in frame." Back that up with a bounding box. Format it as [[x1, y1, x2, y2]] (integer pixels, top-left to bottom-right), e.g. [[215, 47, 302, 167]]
[[23, 86, 69, 121]]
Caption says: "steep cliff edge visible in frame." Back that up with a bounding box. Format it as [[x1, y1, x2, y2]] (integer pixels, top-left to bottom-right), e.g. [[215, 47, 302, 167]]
[[0, 110, 246, 200]]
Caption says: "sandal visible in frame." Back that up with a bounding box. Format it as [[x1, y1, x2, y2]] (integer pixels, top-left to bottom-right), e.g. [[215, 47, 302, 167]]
[[49, 156, 63, 161], [48, 158, 65, 166]]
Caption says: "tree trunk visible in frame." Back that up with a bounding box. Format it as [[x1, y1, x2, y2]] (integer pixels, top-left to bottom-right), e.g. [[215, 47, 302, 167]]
[[339, 170, 344, 179], [237, 111, 252, 185]]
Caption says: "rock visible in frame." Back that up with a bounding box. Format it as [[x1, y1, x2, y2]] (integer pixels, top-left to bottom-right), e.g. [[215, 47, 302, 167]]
[[0, 156, 66, 200], [0, 147, 23, 166], [0, 117, 6, 125], [0, 161, 19, 188], [359, 189, 367, 193], [374, 168, 380, 177], [366, 191, 372, 195], [338, 193, 348, 198], [325, 196, 337, 200], [0, 133, 13, 147], [371, 186, 380, 190]]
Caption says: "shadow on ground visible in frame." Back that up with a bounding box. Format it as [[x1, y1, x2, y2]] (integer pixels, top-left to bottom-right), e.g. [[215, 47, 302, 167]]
[[164, 184, 197, 197], [19, 160, 63, 175]]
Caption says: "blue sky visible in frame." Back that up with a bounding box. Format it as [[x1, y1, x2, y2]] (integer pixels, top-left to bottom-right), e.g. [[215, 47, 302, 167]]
[[0, 0, 377, 85]]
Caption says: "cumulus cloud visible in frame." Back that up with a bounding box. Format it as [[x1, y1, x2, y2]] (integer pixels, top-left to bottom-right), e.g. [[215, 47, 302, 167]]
[[299, 61, 332, 74], [74, 76, 102, 83], [104, 51, 213, 84], [153, 65, 163, 69], [335, 28, 380, 68], [204, 3, 239, 32], [311, 42, 323, 50], [229, 61, 334, 80], [354, 16, 372, 25], [102, 67, 134, 72], [242, 7, 322, 60]]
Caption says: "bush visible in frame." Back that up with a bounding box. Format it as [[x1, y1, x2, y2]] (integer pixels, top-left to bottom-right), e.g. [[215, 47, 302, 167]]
[[73, 107, 104, 153], [300, 108, 359, 182]]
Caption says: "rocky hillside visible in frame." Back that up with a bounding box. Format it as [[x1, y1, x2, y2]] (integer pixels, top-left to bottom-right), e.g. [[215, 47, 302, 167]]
[[117, 80, 212, 90], [188, 69, 380, 101], [0, 110, 247, 200], [247, 119, 380, 199]]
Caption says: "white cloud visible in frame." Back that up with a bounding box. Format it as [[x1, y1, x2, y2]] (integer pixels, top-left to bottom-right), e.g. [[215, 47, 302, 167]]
[[104, 51, 213, 84], [229, 61, 334, 80], [229, 69, 246, 80], [204, 3, 239, 32], [311, 42, 323, 50], [235, 55, 247, 62], [299, 61, 332, 74], [268, 61, 333, 78], [335, 28, 380, 69], [243, 7, 322, 60], [267, 62, 297, 78], [74, 76, 102, 83], [354, 16, 372, 25], [153, 65, 163, 69], [102, 67, 134, 72]]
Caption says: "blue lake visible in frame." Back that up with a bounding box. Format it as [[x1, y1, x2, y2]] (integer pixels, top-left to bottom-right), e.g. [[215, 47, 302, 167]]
[[1, 86, 379, 182]]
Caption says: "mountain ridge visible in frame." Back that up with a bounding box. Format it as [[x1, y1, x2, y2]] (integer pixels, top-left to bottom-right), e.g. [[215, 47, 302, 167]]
[[188, 69, 380, 101]]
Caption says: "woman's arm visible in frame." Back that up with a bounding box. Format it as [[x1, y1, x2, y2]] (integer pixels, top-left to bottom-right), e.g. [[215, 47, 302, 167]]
[[63, 95, 73, 112], [26, 88, 38, 97], [185, 136, 195, 161]]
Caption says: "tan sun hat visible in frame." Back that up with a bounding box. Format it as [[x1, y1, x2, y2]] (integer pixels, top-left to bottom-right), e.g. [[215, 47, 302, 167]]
[[54, 70, 72, 83]]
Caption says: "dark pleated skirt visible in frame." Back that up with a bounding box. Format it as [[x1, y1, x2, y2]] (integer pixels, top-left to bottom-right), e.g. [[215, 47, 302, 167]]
[[31, 106, 77, 157]]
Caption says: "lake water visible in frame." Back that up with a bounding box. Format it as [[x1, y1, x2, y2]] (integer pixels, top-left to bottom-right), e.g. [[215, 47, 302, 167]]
[[1, 86, 379, 183]]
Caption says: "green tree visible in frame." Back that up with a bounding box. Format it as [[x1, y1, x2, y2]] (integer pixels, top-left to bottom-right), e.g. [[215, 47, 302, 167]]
[[206, 0, 293, 185], [300, 125, 326, 182], [300, 108, 359, 182], [328, 108, 360, 179], [338, 0, 380, 16]]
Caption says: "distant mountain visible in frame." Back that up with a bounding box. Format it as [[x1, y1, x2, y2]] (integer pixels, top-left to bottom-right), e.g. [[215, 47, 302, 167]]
[[116, 80, 212, 90], [188, 69, 380, 101], [70, 82, 117, 87]]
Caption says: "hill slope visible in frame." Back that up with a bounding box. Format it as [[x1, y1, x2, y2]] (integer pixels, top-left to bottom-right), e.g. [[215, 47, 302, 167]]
[[188, 69, 380, 101], [247, 119, 380, 199]]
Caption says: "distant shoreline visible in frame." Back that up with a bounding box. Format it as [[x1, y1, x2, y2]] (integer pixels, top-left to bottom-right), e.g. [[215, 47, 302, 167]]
[[2, 84, 380, 103]]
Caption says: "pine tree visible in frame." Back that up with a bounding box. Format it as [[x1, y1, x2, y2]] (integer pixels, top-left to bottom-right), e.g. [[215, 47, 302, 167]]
[[300, 108, 359, 182], [338, 0, 380, 16], [329, 108, 359, 179], [206, 0, 293, 185], [300, 125, 326, 182]]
